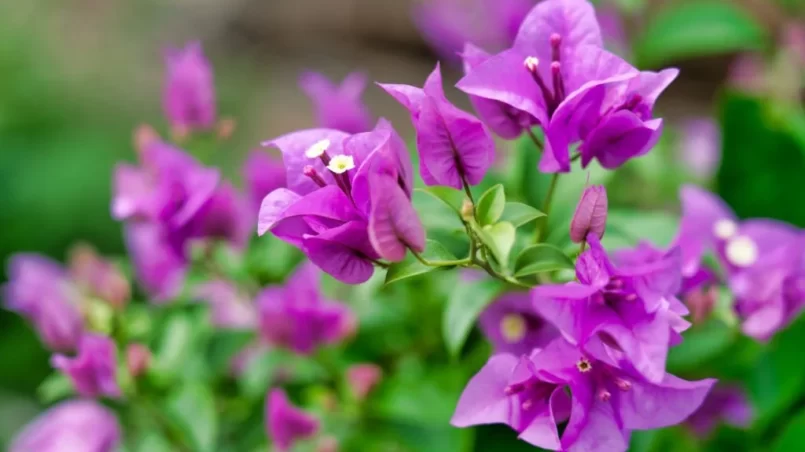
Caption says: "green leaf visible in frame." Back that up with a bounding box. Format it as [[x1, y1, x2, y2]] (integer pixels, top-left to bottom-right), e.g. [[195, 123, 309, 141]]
[[477, 222, 516, 266], [475, 184, 506, 226], [165, 384, 218, 452], [443, 279, 504, 357], [513, 244, 575, 277], [773, 410, 805, 452], [635, 1, 767, 67], [385, 240, 459, 285], [667, 319, 736, 373], [416, 187, 465, 214], [499, 202, 546, 227], [152, 314, 196, 381], [606, 209, 680, 248], [37, 372, 74, 403]]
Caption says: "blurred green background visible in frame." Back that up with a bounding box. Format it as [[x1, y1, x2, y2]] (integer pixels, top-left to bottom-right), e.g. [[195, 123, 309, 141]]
[[1, 0, 803, 450]]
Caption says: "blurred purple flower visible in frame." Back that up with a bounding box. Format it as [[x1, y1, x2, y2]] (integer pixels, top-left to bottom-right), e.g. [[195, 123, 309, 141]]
[[479, 292, 558, 356], [413, 0, 534, 61], [686, 385, 753, 438], [163, 41, 216, 132], [299, 72, 372, 134], [379, 64, 495, 189], [114, 140, 252, 300], [257, 263, 356, 355], [243, 150, 286, 212], [68, 243, 130, 310], [125, 343, 151, 378], [597, 4, 630, 58], [266, 389, 319, 452], [533, 235, 688, 383], [9, 400, 121, 452], [194, 279, 257, 330], [678, 118, 721, 179], [452, 338, 715, 451], [347, 363, 383, 400], [457, 0, 676, 172], [2, 254, 84, 351], [51, 333, 121, 399], [570, 185, 608, 243], [258, 119, 424, 284]]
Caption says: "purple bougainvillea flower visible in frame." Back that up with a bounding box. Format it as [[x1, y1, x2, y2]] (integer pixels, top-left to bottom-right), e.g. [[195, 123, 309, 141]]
[[730, 238, 805, 340], [266, 389, 319, 452], [479, 292, 558, 356], [299, 71, 372, 134], [533, 235, 688, 383], [258, 119, 423, 283], [346, 363, 383, 400], [458, 0, 676, 172], [51, 333, 121, 399], [194, 280, 256, 330], [2, 254, 84, 351], [673, 185, 801, 283], [379, 64, 495, 188], [124, 222, 186, 302], [257, 262, 356, 355], [597, 4, 630, 58], [243, 150, 286, 212], [185, 182, 253, 250], [678, 118, 721, 179], [163, 41, 216, 132], [9, 400, 121, 452], [686, 385, 753, 438], [461, 43, 539, 139], [570, 185, 608, 243], [452, 338, 715, 451]]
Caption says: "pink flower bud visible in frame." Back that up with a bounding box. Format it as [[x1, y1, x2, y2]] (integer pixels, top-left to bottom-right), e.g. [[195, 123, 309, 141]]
[[685, 286, 718, 324], [68, 243, 130, 310], [317, 436, 339, 452], [570, 185, 608, 243], [346, 364, 382, 400], [126, 343, 151, 378]]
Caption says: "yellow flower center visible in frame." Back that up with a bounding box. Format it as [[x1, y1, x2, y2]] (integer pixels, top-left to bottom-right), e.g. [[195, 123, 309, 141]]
[[576, 358, 592, 373], [327, 155, 355, 174], [500, 314, 526, 343]]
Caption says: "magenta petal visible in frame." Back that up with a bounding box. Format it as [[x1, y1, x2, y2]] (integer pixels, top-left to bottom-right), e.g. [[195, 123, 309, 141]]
[[9, 400, 121, 452], [257, 186, 360, 237], [124, 223, 186, 302], [457, 48, 550, 126], [673, 185, 737, 276], [299, 71, 372, 134], [618, 374, 716, 430], [514, 0, 603, 79], [170, 166, 221, 227], [243, 150, 286, 212], [376, 83, 426, 116], [257, 189, 302, 236], [596, 313, 671, 384], [52, 333, 121, 399], [628, 68, 680, 107], [583, 111, 661, 169], [517, 387, 565, 449], [562, 380, 628, 452], [266, 389, 319, 452], [368, 175, 426, 261], [111, 164, 151, 220], [451, 353, 518, 427], [163, 41, 216, 129], [303, 221, 376, 284]]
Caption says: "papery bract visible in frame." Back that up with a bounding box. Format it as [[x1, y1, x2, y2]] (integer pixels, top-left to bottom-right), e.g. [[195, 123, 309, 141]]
[[478, 292, 558, 356], [452, 338, 715, 451], [2, 254, 84, 351], [678, 118, 721, 179], [379, 63, 495, 188], [163, 41, 216, 132], [266, 389, 319, 452], [533, 235, 688, 383], [243, 149, 286, 212], [258, 119, 423, 283], [9, 400, 121, 452], [299, 71, 372, 134], [51, 333, 121, 398], [685, 385, 753, 438], [257, 262, 356, 354], [570, 185, 608, 243], [124, 222, 187, 302]]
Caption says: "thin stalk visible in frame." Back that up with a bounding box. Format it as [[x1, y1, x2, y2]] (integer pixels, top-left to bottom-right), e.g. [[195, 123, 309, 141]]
[[534, 173, 559, 243]]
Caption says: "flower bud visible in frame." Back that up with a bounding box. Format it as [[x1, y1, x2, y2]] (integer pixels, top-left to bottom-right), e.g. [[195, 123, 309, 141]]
[[685, 286, 718, 324], [69, 243, 130, 310], [126, 343, 151, 378], [346, 364, 382, 400], [317, 436, 340, 452], [460, 199, 474, 222], [570, 185, 608, 243]]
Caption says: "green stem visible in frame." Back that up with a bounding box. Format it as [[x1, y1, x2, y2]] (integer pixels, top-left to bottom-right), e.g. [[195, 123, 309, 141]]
[[534, 173, 560, 243], [411, 249, 471, 267], [471, 256, 531, 288], [527, 129, 544, 151]]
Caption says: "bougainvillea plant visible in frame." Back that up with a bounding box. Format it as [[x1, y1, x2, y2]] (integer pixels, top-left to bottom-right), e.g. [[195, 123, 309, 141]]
[[3, 0, 803, 451]]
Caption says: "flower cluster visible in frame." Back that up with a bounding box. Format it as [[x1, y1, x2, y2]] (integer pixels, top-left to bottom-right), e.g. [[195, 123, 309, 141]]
[[3, 0, 803, 450]]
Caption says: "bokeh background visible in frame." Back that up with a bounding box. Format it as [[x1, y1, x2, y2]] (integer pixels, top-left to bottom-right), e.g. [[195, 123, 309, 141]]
[[1, 0, 804, 449]]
